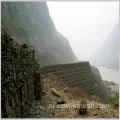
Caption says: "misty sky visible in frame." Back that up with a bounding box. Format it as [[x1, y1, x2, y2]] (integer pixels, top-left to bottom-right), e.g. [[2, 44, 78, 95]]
[[47, 1, 119, 60]]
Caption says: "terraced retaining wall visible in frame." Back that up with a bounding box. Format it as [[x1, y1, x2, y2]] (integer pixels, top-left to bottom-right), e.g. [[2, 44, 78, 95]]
[[40, 62, 110, 103], [1, 28, 41, 118]]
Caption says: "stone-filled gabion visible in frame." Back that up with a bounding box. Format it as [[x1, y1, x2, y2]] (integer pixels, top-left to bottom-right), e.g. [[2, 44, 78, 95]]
[[1, 28, 41, 118], [40, 60, 110, 103]]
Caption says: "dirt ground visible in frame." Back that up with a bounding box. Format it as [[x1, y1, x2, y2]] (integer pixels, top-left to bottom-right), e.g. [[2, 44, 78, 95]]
[[28, 73, 119, 118]]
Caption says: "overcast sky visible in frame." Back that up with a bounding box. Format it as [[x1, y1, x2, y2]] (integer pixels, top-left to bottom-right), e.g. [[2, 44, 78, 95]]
[[47, 1, 119, 60]]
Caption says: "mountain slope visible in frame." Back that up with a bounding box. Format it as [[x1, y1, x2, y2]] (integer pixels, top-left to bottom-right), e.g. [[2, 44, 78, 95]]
[[90, 22, 119, 70], [1, 2, 78, 67]]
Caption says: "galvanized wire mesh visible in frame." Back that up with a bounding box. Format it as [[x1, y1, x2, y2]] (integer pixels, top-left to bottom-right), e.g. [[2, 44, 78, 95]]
[[1, 28, 40, 118]]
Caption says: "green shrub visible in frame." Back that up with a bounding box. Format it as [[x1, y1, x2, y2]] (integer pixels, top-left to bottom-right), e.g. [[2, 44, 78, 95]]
[[108, 93, 119, 109]]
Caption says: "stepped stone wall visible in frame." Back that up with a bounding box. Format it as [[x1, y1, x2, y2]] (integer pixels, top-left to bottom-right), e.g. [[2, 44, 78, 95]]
[[40, 62, 110, 103], [1, 28, 41, 118]]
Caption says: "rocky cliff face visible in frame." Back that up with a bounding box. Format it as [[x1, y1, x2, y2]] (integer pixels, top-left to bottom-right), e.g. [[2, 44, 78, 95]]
[[103, 80, 119, 93], [1, 2, 78, 67], [90, 22, 119, 70]]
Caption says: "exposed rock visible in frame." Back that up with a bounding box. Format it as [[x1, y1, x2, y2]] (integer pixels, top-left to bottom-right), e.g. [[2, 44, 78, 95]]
[[51, 88, 61, 98], [97, 105, 101, 110], [21, 44, 27, 49], [103, 80, 119, 94], [93, 112, 98, 116], [64, 87, 68, 93], [56, 98, 65, 105], [79, 100, 87, 115], [105, 111, 108, 114]]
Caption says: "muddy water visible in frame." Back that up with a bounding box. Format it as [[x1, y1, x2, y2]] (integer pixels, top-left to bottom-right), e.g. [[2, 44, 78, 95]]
[[98, 67, 119, 84]]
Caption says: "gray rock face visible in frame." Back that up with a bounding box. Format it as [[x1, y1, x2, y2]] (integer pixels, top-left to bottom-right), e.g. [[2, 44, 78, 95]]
[[1, 2, 78, 67], [103, 80, 119, 93]]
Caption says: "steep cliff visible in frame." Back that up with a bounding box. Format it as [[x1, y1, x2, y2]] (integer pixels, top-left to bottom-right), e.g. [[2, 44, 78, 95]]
[[90, 22, 119, 70], [1, 2, 78, 67]]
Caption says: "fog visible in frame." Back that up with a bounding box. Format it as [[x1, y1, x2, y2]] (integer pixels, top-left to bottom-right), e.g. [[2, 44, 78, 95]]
[[47, 1, 119, 60]]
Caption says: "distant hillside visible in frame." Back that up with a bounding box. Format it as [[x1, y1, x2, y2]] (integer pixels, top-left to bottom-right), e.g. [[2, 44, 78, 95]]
[[90, 22, 119, 70], [1, 2, 78, 67]]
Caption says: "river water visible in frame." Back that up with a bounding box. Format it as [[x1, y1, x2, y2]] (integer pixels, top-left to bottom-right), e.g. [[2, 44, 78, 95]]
[[98, 67, 120, 84]]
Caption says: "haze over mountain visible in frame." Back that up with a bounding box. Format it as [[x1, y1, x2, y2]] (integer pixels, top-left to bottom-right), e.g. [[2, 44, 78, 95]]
[[89, 22, 119, 70], [47, 2, 119, 61], [1, 2, 78, 67]]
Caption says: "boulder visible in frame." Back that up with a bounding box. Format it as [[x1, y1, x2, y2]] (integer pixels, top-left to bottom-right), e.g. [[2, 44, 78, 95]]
[[79, 99, 87, 115], [56, 98, 65, 104]]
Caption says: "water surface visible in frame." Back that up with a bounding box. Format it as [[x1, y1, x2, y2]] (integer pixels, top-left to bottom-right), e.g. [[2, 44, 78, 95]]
[[98, 67, 120, 84]]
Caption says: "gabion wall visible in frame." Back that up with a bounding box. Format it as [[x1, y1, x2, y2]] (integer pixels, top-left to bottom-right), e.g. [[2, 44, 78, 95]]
[[1, 28, 41, 118]]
